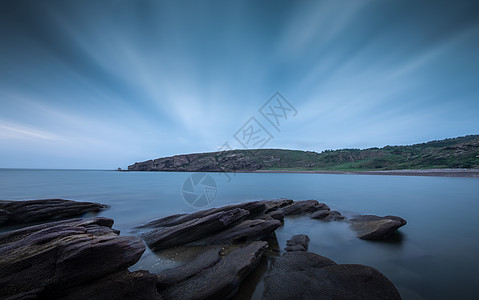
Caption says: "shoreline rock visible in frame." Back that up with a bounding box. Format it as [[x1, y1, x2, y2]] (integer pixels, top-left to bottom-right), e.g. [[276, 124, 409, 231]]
[[263, 246, 402, 300], [0, 217, 160, 299], [0, 199, 109, 226], [350, 215, 407, 240], [159, 241, 268, 300]]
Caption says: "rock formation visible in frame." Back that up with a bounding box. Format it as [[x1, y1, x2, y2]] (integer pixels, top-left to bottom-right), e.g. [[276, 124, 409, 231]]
[[0, 199, 109, 226], [0, 217, 161, 299]]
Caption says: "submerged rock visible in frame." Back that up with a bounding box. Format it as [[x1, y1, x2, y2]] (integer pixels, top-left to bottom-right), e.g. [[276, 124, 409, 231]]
[[0, 217, 156, 299], [157, 246, 223, 289], [263, 251, 401, 300], [0, 199, 109, 226], [285, 234, 310, 252], [159, 241, 268, 300], [350, 215, 407, 240], [311, 209, 347, 221]]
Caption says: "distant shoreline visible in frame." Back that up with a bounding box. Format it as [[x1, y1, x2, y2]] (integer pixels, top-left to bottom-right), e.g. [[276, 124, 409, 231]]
[[252, 168, 479, 177]]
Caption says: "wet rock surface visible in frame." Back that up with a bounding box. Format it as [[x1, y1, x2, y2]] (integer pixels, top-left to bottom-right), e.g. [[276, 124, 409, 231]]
[[282, 200, 329, 215], [263, 250, 401, 300], [0, 199, 406, 299], [141, 208, 251, 250], [285, 234, 310, 252], [0, 199, 109, 226], [159, 241, 269, 300], [0, 217, 160, 299], [350, 215, 407, 240]]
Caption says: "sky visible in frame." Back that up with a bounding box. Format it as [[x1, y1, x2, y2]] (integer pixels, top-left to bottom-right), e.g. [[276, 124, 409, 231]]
[[0, 0, 478, 169]]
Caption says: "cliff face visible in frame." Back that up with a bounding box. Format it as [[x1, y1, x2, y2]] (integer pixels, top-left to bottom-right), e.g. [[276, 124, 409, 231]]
[[127, 151, 265, 172], [128, 135, 479, 171]]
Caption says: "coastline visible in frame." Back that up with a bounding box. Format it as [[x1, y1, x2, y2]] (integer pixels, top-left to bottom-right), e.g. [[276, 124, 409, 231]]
[[253, 168, 479, 177]]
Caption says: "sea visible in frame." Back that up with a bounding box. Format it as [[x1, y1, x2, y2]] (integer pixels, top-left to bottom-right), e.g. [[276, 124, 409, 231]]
[[1, 169, 478, 300]]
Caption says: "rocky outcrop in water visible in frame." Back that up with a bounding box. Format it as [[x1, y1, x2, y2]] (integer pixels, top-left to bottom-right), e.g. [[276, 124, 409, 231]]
[[140, 200, 282, 250], [263, 249, 402, 300], [0, 217, 161, 299], [350, 215, 407, 240], [0, 199, 406, 299], [0, 199, 109, 226], [285, 234, 310, 252]]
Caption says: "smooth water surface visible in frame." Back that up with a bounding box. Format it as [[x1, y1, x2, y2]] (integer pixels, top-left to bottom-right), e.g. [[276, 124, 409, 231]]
[[1, 169, 478, 299]]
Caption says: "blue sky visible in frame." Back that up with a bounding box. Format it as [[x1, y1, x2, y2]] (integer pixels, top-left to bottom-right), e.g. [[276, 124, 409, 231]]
[[1, 0, 478, 169]]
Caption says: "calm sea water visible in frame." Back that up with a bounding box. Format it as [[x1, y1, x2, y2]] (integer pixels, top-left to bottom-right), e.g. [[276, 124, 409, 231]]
[[1, 169, 478, 299]]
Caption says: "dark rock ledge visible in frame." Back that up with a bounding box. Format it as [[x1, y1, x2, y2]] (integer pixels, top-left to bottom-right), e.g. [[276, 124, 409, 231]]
[[0, 199, 109, 226], [263, 241, 402, 300], [0, 217, 161, 299]]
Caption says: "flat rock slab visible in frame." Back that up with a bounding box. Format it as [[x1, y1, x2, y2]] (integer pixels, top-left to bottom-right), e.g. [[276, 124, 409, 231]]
[[160, 241, 268, 300], [141, 208, 250, 251], [193, 218, 281, 245], [0, 217, 147, 299], [157, 246, 223, 288], [282, 200, 329, 215], [350, 215, 407, 240], [263, 251, 401, 300], [0, 199, 109, 226], [139, 201, 265, 228]]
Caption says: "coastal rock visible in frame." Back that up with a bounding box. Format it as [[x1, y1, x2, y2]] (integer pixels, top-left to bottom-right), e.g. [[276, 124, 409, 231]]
[[159, 241, 268, 300], [157, 246, 223, 289], [262, 198, 294, 213], [0, 217, 147, 299], [350, 215, 407, 240], [311, 209, 346, 221], [193, 219, 282, 245], [263, 251, 401, 300], [0, 199, 109, 226], [139, 201, 265, 228], [285, 234, 310, 252], [310, 209, 331, 219], [59, 270, 162, 300], [0, 209, 10, 225], [141, 208, 250, 250], [282, 200, 328, 215], [266, 210, 284, 221], [128, 151, 264, 172]]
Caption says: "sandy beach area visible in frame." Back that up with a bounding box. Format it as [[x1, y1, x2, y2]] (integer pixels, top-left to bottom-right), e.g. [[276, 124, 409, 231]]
[[253, 168, 479, 177]]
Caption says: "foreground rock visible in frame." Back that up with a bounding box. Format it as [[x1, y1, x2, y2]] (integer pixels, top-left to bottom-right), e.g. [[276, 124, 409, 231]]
[[285, 234, 310, 252], [350, 215, 407, 240], [0, 199, 109, 226], [263, 250, 401, 300], [0, 217, 160, 299], [159, 241, 268, 300]]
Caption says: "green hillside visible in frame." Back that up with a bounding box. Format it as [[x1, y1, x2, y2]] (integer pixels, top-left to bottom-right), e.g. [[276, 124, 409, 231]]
[[222, 135, 479, 171], [128, 135, 479, 172]]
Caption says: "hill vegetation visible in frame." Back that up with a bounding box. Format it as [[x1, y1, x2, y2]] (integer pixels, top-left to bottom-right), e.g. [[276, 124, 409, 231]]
[[128, 135, 479, 172]]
